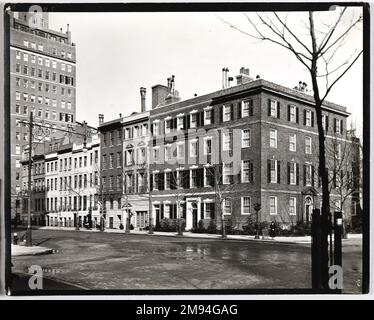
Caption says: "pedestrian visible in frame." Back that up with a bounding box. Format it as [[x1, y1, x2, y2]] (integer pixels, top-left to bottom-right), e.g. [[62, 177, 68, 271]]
[[269, 221, 276, 239]]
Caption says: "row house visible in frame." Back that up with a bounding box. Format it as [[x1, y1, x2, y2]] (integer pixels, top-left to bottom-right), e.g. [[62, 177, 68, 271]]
[[44, 134, 101, 227], [98, 89, 151, 230]]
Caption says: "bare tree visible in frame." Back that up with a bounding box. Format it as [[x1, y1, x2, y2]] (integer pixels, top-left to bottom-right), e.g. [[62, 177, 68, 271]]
[[218, 8, 362, 288]]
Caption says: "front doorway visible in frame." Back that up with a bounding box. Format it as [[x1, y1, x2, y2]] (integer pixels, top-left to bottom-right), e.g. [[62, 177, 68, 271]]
[[109, 216, 114, 229], [186, 198, 201, 230]]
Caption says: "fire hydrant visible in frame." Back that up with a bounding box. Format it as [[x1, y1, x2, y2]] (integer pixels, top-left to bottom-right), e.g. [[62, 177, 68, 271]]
[[13, 233, 18, 245]]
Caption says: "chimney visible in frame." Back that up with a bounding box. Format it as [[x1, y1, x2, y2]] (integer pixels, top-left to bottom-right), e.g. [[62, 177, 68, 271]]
[[222, 68, 226, 89], [152, 84, 169, 109], [119, 113, 122, 118], [98, 114, 104, 125], [236, 67, 253, 85], [140, 87, 146, 112]]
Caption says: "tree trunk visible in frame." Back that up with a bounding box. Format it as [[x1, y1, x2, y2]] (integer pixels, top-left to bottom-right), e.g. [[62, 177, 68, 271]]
[[310, 63, 331, 290]]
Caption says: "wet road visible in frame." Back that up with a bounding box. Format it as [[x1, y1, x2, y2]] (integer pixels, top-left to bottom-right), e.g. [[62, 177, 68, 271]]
[[11, 229, 362, 293]]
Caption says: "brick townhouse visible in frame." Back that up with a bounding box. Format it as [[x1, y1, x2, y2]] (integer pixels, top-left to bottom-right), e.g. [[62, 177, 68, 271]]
[[98, 88, 151, 230], [147, 68, 359, 230]]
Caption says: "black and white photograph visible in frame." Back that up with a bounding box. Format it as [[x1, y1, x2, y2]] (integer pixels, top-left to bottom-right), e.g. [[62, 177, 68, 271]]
[[0, 2, 369, 297]]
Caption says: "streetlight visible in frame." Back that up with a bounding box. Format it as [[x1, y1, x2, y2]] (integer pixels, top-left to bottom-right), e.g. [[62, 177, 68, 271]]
[[253, 202, 262, 239]]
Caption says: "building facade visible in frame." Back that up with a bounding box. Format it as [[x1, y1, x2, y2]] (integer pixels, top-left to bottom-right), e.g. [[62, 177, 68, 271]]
[[147, 70, 357, 231], [10, 11, 77, 218]]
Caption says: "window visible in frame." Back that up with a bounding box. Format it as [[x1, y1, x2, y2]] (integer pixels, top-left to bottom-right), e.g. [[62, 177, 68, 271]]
[[165, 118, 172, 134], [23, 40, 29, 47], [223, 105, 232, 122], [31, 55, 36, 63], [190, 112, 198, 128], [269, 196, 278, 215], [61, 101, 66, 109], [335, 143, 341, 160], [269, 159, 278, 184], [52, 60, 57, 69], [52, 99, 57, 107], [304, 164, 313, 186], [153, 121, 160, 136], [23, 65, 28, 75], [177, 115, 184, 130], [23, 105, 28, 115], [16, 51, 21, 59], [288, 162, 297, 185], [38, 44, 43, 51], [223, 162, 233, 184], [289, 197, 296, 216], [67, 65, 72, 73], [45, 59, 50, 67], [164, 145, 172, 161], [177, 143, 184, 159], [126, 149, 134, 166], [304, 109, 313, 127], [242, 160, 253, 183], [289, 133, 296, 152], [322, 114, 329, 131], [223, 198, 232, 215], [223, 132, 232, 151], [61, 63, 66, 71], [191, 169, 198, 188], [288, 105, 298, 122], [15, 92, 21, 101], [270, 129, 277, 148], [165, 172, 172, 190], [269, 99, 278, 118], [153, 147, 160, 162], [334, 118, 343, 134], [109, 154, 114, 168], [242, 129, 251, 148], [242, 197, 251, 215], [242, 100, 253, 117], [23, 53, 28, 62], [190, 140, 198, 157], [204, 138, 212, 155], [305, 136, 312, 154], [204, 108, 212, 125]]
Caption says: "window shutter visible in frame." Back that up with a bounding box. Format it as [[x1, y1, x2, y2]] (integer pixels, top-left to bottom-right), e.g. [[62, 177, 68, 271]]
[[249, 161, 254, 183], [249, 101, 254, 116], [230, 104, 234, 121], [277, 101, 280, 119], [211, 108, 215, 124], [277, 160, 280, 183], [238, 102, 242, 119], [150, 174, 153, 191], [287, 105, 290, 121], [160, 204, 164, 220], [340, 120, 343, 134], [173, 117, 177, 130], [196, 112, 200, 127], [287, 162, 290, 184], [334, 119, 337, 133], [186, 114, 190, 129], [200, 111, 204, 127], [296, 107, 299, 123], [303, 165, 306, 186], [220, 106, 224, 122], [326, 116, 329, 131], [267, 160, 271, 183], [312, 165, 315, 187], [303, 110, 306, 125], [333, 171, 337, 188], [311, 112, 315, 127], [296, 163, 300, 185], [268, 99, 271, 116]]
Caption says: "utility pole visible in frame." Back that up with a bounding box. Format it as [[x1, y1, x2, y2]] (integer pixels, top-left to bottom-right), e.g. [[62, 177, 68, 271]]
[[26, 112, 33, 246]]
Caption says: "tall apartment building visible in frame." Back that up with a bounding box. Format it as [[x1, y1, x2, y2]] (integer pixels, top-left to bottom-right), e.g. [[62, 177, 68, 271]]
[[147, 69, 358, 231], [10, 11, 77, 218]]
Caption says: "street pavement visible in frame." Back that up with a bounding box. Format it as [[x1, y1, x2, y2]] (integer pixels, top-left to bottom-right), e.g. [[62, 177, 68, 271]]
[[11, 228, 362, 294]]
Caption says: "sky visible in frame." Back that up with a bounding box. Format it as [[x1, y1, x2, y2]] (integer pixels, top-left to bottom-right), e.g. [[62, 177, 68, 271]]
[[48, 8, 363, 138]]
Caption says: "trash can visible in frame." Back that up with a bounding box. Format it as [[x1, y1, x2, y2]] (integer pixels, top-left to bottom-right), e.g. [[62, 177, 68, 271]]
[[13, 233, 18, 245]]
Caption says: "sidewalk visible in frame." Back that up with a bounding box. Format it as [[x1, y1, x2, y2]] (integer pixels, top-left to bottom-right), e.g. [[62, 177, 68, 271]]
[[11, 244, 54, 256]]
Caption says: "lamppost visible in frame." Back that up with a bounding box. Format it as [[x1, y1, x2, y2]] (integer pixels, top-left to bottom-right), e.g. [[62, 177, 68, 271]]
[[253, 202, 262, 239]]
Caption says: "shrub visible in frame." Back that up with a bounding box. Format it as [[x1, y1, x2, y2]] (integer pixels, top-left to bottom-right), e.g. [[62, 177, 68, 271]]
[[154, 218, 185, 232], [290, 221, 311, 236]]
